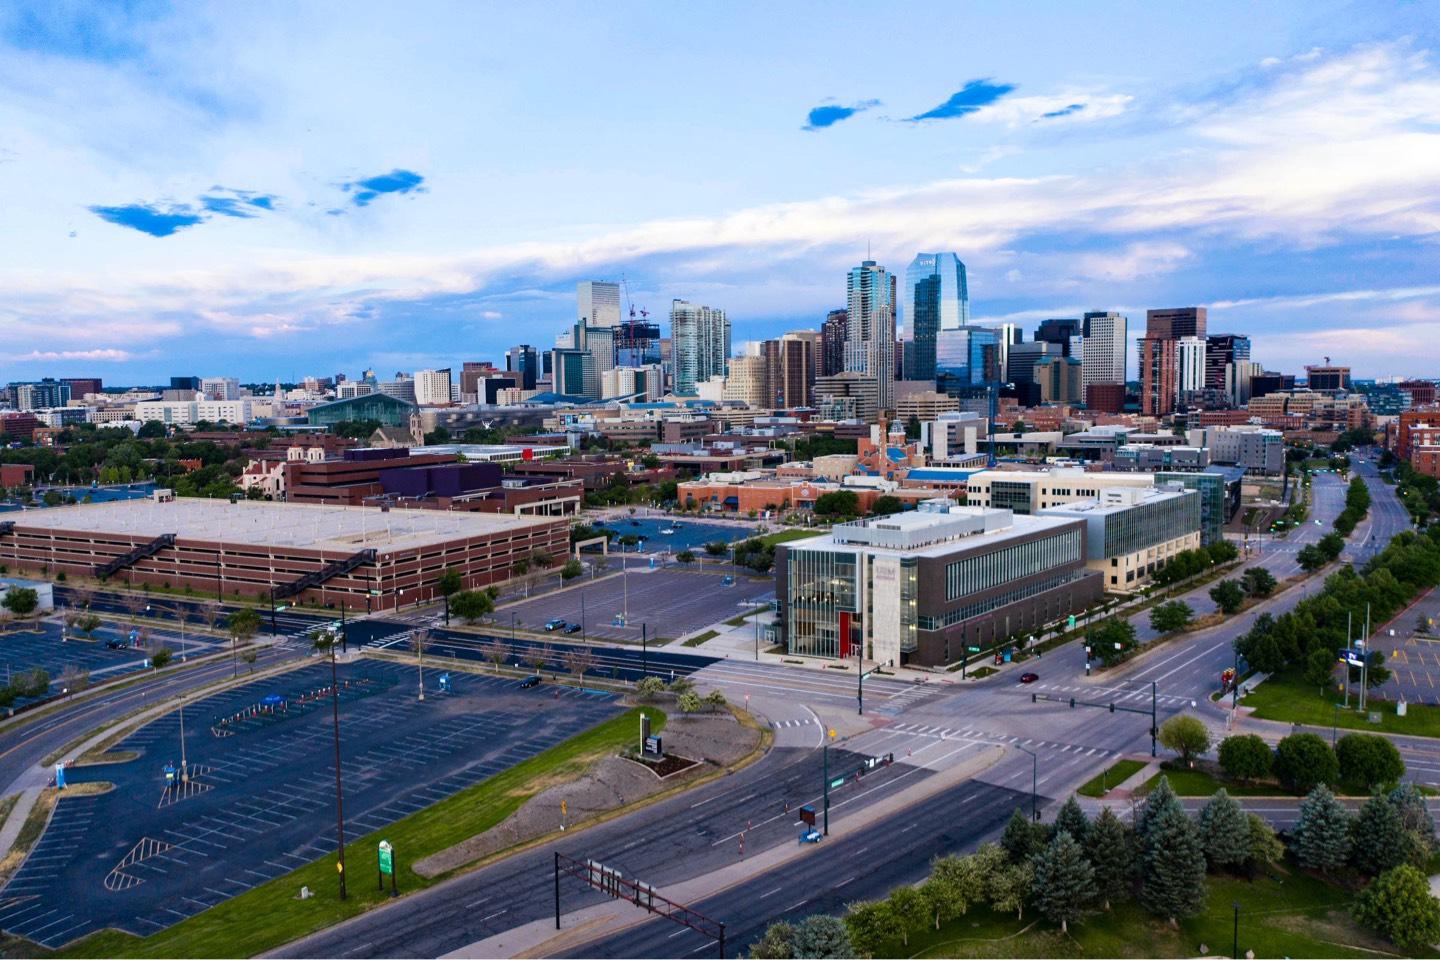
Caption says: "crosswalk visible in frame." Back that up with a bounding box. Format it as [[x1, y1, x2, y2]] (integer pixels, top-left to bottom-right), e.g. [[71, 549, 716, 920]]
[[870, 681, 947, 717], [1026, 680, 1195, 708], [885, 720, 1119, 759], [771, 717, 817, 730]]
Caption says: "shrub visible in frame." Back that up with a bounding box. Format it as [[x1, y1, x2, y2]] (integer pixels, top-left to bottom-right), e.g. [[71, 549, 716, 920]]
[[1273, 733, 1338, 793], [1217, 734, 1272, 783], [1336, 733, 1405, 793]]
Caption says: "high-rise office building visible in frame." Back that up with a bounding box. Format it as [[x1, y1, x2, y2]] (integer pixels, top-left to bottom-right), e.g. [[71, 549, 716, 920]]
[[1305, 363, 1352, 394], [200, 377, 240, 401], [13, 379, 70, 411], [575, 323, 616, 378], [777, 331, 819, 408], [577, 281, 622, 328], [170, 375, 201, 392], [904, 253, 970, 382], [845, 260, 898, 410], [995, 324, 1022, 384], [671, 299, 730, 396], [62, 378, 102, 399], [820, 309, 848, 377], [1177, 336, 1208, 400], [1139, 307, 1207, 416], [1006, 341, 1060, 386], [505, 344, 539, 390], [1036, 318, 1081, 356], [615, 318, 662, 367], [413, 368, 454, 406], [935, 326, 1001, 395], [1080, 311, 1128, 391], [1204, 334, 1250, 393], [552, 348, 598, 399]]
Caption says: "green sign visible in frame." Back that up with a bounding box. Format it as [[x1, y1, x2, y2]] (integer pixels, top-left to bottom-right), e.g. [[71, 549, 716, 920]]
[[967, 645, 981, 653], [829, 777, 845, 789], [1067, 615, 1077, 629], [378, 840, 394, 875], [370, 589, 382, 596]]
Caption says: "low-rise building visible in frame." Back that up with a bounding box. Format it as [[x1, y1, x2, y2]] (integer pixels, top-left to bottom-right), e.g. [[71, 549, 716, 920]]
[[774, 501, 1102, 667], [1039, 485, 1202, 593], [1188, 425, 1284, 475], [964, 467, 1155, 513]]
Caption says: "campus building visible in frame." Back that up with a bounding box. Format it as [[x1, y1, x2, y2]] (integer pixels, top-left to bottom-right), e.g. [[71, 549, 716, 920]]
[[1039, 485, 1202, 593], [0, 499, 566, 612], [963, 468, 1155, 514], [774, 501, 1101, 668]]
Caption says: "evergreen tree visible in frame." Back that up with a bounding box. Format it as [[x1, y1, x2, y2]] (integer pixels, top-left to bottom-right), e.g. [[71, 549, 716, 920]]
[[1140, 804, 1208, 924], [1032, 830, 1096, 933], [1245, 814, 1284, 876], [1001, 807, 1043, 863], [1085, 807, 1134, 910], [1351, 793, 1410, 877], [1388, 783, 1436, 867], [1053, 796, 1089, 845], [1293, 784, 1352, 872], [792, 915, 853, 959], [1135, 775, 1183, 846], [1197, 789, 1252, 870]]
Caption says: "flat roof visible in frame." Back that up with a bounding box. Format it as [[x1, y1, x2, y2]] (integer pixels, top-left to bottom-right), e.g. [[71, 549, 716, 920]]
[[790, 506, 1078, 559], [14, 499, 556, 552]]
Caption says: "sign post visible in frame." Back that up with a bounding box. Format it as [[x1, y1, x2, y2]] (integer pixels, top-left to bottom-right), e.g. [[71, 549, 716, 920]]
[[54, 762, 66, 790], [377, 840, 396, 897]]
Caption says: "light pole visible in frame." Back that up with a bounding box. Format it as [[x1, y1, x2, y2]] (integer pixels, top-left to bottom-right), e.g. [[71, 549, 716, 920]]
[[324, 630, 348, 900], [1016, 744, 1038, 821], [1232, 901, 1240, 959]]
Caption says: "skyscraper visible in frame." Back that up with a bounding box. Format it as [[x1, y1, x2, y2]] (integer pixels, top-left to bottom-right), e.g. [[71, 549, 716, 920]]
[[1080, 310, 1128, 392], [845, 259, 898, 410], [904, 253, 970, 382], [577, 281, 622, 328], [1177, 336, 1207, 399], [671, 299, 730, 396], [413, 368, 454, 406], [935, 326, 1001, 394], [820, 309, 848, 377], [1139, 307, 1207, 416], [506, 344, 539, 390], [1035, 318, 1081, 356]]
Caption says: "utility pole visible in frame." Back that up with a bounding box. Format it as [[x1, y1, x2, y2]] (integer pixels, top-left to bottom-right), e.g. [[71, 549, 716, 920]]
[[822, 742, 830, 836], [1150, 681, 1158, 757], [1016, 744, 1038, 821], [1230, 642, 1240, 710], [856, 643, 864, 716], [641, 623, 648, 678], [327, 633, 348, 900], [178, 695, 187, 780], [1360, 603, 1371, 711]]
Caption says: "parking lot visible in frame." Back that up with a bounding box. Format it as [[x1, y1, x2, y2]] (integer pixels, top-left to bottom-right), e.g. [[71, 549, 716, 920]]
[[497, 567, 774, 642], [0, 659, 621, 948], [589, 517, 762, 556], [0, 621, 214, 696]]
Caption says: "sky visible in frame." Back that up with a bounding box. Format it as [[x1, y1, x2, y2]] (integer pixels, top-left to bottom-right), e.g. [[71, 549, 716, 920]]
[[2, 0, 1439, 385]]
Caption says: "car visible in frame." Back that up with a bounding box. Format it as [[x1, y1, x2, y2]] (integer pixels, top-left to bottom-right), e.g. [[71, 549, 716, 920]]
[[544, 618, 567, 631], [721, 575, 734, 586], [105, 639, 128, 650], [630, 520, 641, 527], [519, 675, 542, 689], [659, 527, 676, 535], [563, 623, 582, 634], [1019, 672, 1039, 684]]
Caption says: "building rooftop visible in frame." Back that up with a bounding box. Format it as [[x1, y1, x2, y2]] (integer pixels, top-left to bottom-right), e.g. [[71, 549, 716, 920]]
[[791, 504, 1078, 557], [13, 498, 555, 552], [1039, 485, 1191, 517]]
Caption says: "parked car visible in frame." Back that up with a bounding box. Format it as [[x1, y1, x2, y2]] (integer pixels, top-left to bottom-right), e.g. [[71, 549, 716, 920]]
[[563, 623, 582, 634], [1019, 672, 1039, 684], [545, 618, 567, 631], [105, 639, 128, 650], [519, 675, 542, 689]]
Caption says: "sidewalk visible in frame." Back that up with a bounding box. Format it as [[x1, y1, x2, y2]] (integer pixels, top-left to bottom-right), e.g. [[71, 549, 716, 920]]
[[445, 743, 1005, 959]]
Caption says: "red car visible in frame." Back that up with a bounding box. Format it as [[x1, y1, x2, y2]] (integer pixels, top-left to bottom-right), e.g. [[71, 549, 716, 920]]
[[1019, 672, 1039, 684]]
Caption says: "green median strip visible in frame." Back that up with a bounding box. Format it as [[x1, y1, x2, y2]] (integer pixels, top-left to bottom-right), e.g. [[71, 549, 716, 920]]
[[57, 707, 664, 959], [1243, 670, 1440, 739], [1075, 758, 1145, 797]]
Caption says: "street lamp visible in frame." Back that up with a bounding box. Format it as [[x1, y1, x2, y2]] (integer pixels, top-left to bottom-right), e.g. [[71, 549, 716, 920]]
[[1232, 901, 1240, 959], [1015, 744, 1039, 821]]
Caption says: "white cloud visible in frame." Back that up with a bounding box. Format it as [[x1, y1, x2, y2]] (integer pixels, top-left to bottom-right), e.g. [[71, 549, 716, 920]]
[[14, 348, 135, 362]]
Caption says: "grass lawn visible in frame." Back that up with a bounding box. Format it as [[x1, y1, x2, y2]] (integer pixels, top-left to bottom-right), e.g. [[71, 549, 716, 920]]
[[1244, 669, 1440, 738], [683, 630, 719, 647], [1076, 759, 1147, 798], [888, 861, 1392, 958], [56, 707, 664, 959], [757, 528, 824, 548], [1137, 765, 1294, 798]]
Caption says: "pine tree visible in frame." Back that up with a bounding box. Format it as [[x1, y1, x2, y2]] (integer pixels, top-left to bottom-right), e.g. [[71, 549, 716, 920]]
[[1198, 789, 1251, 870], [1293, 784, 1352, 872], [1245, 813, 1284, 876], [1135, 775, 1182, 847], [1085, 806, 1134, 910], [1140, 804, 1208, 924], [1054, 796, 1089, 845], [793, 915, 854, 958], [1388, 783, 1436, 867], [1001, 808, 1042, 863], [1351, 794, 1410, 877], [1032, 830, 1096, 933]]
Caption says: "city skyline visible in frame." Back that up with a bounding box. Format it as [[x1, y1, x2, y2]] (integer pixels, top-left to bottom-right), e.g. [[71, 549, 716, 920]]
[[4, 2, 1439, 382]]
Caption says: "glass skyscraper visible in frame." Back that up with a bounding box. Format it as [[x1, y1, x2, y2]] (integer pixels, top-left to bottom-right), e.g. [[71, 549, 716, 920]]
[[935, 326, 1001, 394], [905, 253, 970, 383], [844, 260, 897, 410]]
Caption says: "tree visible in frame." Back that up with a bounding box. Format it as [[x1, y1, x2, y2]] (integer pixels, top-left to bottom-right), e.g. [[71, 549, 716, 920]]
[[242, 647, 258, 673], [988, 861, 1033, 920], [560, 558, 583, 580], [1351, 794, 1411, 877], [791, 914, 852, 958], [1087, 617, 1139, 666], [1217, 734, 1272, 784], [1198, 790, 1251, 870], [1273, 733, 1339, 793], [1353, 864, 1440, 953], [812, 490, 859, 518], [436, 568, 463, 624], [1336, 733, 1405, 793], [1208, 579, 1245, 615], [921, 856, 977, 930], [703, 688, 727, 712], [1053, 796, 1089, 845], [561, 647, 594, 686], [1297, 544, 1327, 572], [1241, 566, 1277, 598], [843, 900, 900, 957], [676, 550, 695, 564], [486, 639, 512, 674], [1032, 830, 1096, 933], [1085, 807, 1133, 910], [677, 691, 701, 714], [228, 606, 261, 678], [1140, 804, 1208, 924], [450, 590, 494, 624], [1158, 715, 1210, 767], [1149, 600, 1194, 635], [869, 495, 903, 517], [1293, 784, 1352, 872], [703, 541, 728, 557], [531, 550, 555, 569], [1001, 807, 1043, 862], [749, 921, 795, 959], [1388, 783, 1436, 867], [635, 676, 665, 700], [1, 587, 39, 623], [1136, 776, 1184, 848], [886, 886, 929, 947], [150, 648, 173, 670], [1246, 813, 1284, 875]]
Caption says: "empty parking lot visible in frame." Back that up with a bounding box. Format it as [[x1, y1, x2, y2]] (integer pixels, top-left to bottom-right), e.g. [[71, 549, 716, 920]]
[[0, 659, 620, 948]]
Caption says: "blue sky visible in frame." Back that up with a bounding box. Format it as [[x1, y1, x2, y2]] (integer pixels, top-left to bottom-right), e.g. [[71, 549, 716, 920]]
[[2, 0, 1438, 383]]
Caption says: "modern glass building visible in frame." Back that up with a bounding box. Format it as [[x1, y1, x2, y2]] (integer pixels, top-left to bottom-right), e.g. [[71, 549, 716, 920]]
[[904, 253, 970, 383], [935, 326, 1001, 395], [845, 260, 897, 410], [671, 299, 730, 396], [306, 392, 415, 428]]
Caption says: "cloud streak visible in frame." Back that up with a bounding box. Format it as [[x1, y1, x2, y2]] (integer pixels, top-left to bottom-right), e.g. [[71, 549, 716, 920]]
[[804, 99, 880, 130], [908, 79, 1016, 121], [87, 202, 205, 237], [341, 169, 426, 207]]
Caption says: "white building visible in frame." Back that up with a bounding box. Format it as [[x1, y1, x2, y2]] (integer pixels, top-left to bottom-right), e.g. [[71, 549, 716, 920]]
[[1080, 311, 1127, 390], [671, 300, 730, 396], [922, 411, 984, 461], [1040, 484, 1202, 594], [577, 280, 623, 328], [1178, 336, 1207, 397], [964, 467, 1156, 514], [134, 399, 253, 426], [413, 369, 454, 407], [200, 377, 240, 401]]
